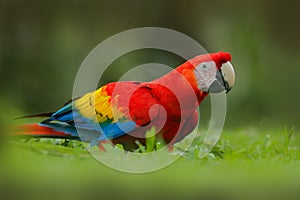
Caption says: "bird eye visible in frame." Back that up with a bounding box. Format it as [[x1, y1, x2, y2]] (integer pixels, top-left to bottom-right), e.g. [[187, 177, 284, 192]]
[[201, 63, 209, 71], [197, 62, 214, 73]]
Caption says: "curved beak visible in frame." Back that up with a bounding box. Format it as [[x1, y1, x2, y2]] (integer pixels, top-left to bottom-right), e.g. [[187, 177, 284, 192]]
[[208, 61, 235, 93], [221, 61, 235, 93]]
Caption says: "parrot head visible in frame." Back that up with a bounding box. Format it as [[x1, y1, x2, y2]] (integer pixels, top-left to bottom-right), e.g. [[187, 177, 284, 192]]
[[190, 52, 235, 94]]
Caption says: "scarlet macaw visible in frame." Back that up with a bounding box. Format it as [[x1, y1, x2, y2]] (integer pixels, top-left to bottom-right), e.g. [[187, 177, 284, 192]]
[[17, 52, 235, 150]]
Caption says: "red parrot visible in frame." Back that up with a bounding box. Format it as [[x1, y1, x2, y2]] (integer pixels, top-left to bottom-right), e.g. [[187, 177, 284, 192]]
[[16, 52, 235, 150]]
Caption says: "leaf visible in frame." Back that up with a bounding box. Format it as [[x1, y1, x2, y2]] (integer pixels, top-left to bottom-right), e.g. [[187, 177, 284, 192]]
[[145, 127, 156, 152]]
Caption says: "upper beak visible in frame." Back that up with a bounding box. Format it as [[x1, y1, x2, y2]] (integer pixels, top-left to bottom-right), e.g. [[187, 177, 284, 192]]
[[221, 61, 235, 93], [208, 61, 235, 93]]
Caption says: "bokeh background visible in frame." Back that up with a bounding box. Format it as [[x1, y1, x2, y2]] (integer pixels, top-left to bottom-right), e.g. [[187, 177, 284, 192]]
[[1, 0, 300, 199], [1, 0, 300, 128]]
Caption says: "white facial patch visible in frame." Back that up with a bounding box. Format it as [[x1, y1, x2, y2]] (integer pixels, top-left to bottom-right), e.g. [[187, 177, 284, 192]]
[[194, 61, 218, 92]]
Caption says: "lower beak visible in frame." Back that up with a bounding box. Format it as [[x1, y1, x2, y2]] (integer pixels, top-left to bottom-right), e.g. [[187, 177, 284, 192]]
[[209, 61, 235, 93], [208, 70, 227, 93], [225, 82, 232, 93]]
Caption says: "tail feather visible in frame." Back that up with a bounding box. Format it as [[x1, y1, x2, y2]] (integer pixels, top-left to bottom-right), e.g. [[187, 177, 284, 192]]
[[13, 123, 101, 143], [14, 112, 54, 120], [13, 124, 78, 139]]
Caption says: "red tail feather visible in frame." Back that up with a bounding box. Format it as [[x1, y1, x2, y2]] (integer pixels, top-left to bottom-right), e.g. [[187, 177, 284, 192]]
[[13, 124, 71, 138]]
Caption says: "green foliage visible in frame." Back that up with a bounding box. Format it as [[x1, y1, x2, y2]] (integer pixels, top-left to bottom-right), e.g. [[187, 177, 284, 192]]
[[2, 127, 300, 200], [9, 127, 300, 162], [11, 138, 89, 159], [283, 126, 296, 159], [145, 127, 156, 152], [131, 127, 166, 153]]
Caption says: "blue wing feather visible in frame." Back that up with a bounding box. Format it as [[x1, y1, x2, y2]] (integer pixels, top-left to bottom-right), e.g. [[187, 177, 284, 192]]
[[41, 82, 156, 146], [42, 102, 136, 145]]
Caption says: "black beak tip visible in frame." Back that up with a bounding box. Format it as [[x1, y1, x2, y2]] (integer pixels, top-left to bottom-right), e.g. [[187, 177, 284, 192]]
[[226, 87, 232, 94], [224, 81, 232, 94]]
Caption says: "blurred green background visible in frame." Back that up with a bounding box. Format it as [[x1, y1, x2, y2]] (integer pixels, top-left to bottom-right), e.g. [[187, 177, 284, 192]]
[[1, 1, 300, 199], [1, 0, 300, 128]]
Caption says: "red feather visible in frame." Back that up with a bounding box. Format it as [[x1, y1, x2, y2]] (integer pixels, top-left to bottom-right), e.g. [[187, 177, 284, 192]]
[[15, 52, 232, 150], [14, 124, 74, 138]]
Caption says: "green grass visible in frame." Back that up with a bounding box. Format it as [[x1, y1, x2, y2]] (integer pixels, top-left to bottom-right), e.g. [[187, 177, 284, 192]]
[[1, 127, 300, 199], [9, 126, 299, 161]]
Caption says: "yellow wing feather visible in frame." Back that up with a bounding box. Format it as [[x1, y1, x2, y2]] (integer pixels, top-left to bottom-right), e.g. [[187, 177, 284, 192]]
[[74, 86, 126, 123]]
